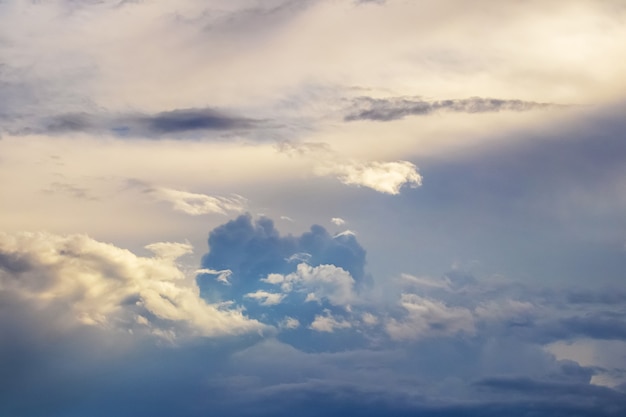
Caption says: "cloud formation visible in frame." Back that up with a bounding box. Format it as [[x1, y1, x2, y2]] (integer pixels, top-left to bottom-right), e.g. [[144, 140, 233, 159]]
[[279, 140, 422, 194], [2, 0, 626, 416], [345, 96, 559, 122], [151, 187, 247, 216], [316, 160, 422, 194], [199, 214, 367, 300], [42, 108, 260, 137], [0, 231, 264, 339]]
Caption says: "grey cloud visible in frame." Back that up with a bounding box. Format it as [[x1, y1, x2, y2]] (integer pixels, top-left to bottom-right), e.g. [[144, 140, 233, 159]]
[[558, 314, 626, 341], [44, 108, 261, 137], [475, 376, 626, 406], [202, 0, 317, 37], [344, 96, 559, 122], [0, 253, 32, 274]]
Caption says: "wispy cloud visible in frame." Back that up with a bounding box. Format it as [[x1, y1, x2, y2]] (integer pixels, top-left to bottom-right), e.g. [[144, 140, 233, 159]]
[[316, 160, 422, 195], [345, 96, 560, 122], [278, 141, 422, 194], [126, 180, 247, 215]]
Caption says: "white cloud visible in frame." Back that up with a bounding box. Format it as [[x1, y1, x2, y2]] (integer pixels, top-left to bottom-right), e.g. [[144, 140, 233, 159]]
[[278, 140, 422, 195], [333, 230, 357, 238], [310, 310, 352, 333], [331, 217, 345, 226], [316, 160, 422, 195], [385, 293, 475, 341], [196, 268, 233, 285], [145, 241, 193, 261], [279, 317, 301, 330], [361, 312, 379, 326], [286, 252, 312, 263], [262, 263, 356, 307], [0, 232, 265, 338], [152, 187, 246, 216], [245, 290, 286, 306]]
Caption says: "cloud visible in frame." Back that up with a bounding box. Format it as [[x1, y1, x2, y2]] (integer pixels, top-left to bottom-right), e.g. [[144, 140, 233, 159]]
[[245, 290, 287, 306], [262, 263, 356, 307], [136, 183, 247, 215], [277, 140, 422, 194], [199, 214, 367, 304], [196, 268, 233, 285], [39, 108, 262, 137], [196, 215, 370, 338], [316, 160, 422, 194], [279, 316, 301, 329], [331, 217, 345, 226], [310, 310, 352, 332], [0, 231, 265, 339], [145, 241, 193, 260], [385, 293, 475, 341], [345, 96, 560, 122]]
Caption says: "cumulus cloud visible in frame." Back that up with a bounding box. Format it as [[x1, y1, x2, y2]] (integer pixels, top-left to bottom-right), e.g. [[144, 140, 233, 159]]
[[199, 214, 367, 304], [310, 310, 352, 332], [0, 231, 264, 338], [263, 263, 356, 307], [279, 316, 301, 330], [345, 96, 560, 122], [245, 290, 286, 306], [316, 160, 422, 195]]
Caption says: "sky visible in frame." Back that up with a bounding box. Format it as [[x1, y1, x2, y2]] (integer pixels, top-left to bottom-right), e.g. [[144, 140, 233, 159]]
[[1, 0, 626, 415]]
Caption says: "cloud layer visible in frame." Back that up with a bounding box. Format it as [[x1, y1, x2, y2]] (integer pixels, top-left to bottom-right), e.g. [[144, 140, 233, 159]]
[[2, 0, 626, 416]]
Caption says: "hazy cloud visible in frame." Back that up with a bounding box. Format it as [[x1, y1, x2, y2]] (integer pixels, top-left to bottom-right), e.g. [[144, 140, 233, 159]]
[[385, 293, 475, 341]]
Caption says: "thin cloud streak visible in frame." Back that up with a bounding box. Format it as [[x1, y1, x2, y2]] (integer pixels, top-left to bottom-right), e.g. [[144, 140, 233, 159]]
[[345, 96, 561, 122]]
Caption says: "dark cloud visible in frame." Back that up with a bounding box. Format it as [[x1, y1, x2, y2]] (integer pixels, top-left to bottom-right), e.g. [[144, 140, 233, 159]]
[[344, 96, 559, 121], [475, 376, 626, 408], [43, 108, 260, 137], [0, 252, 32, 274], [557, 314, 626, 341]]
